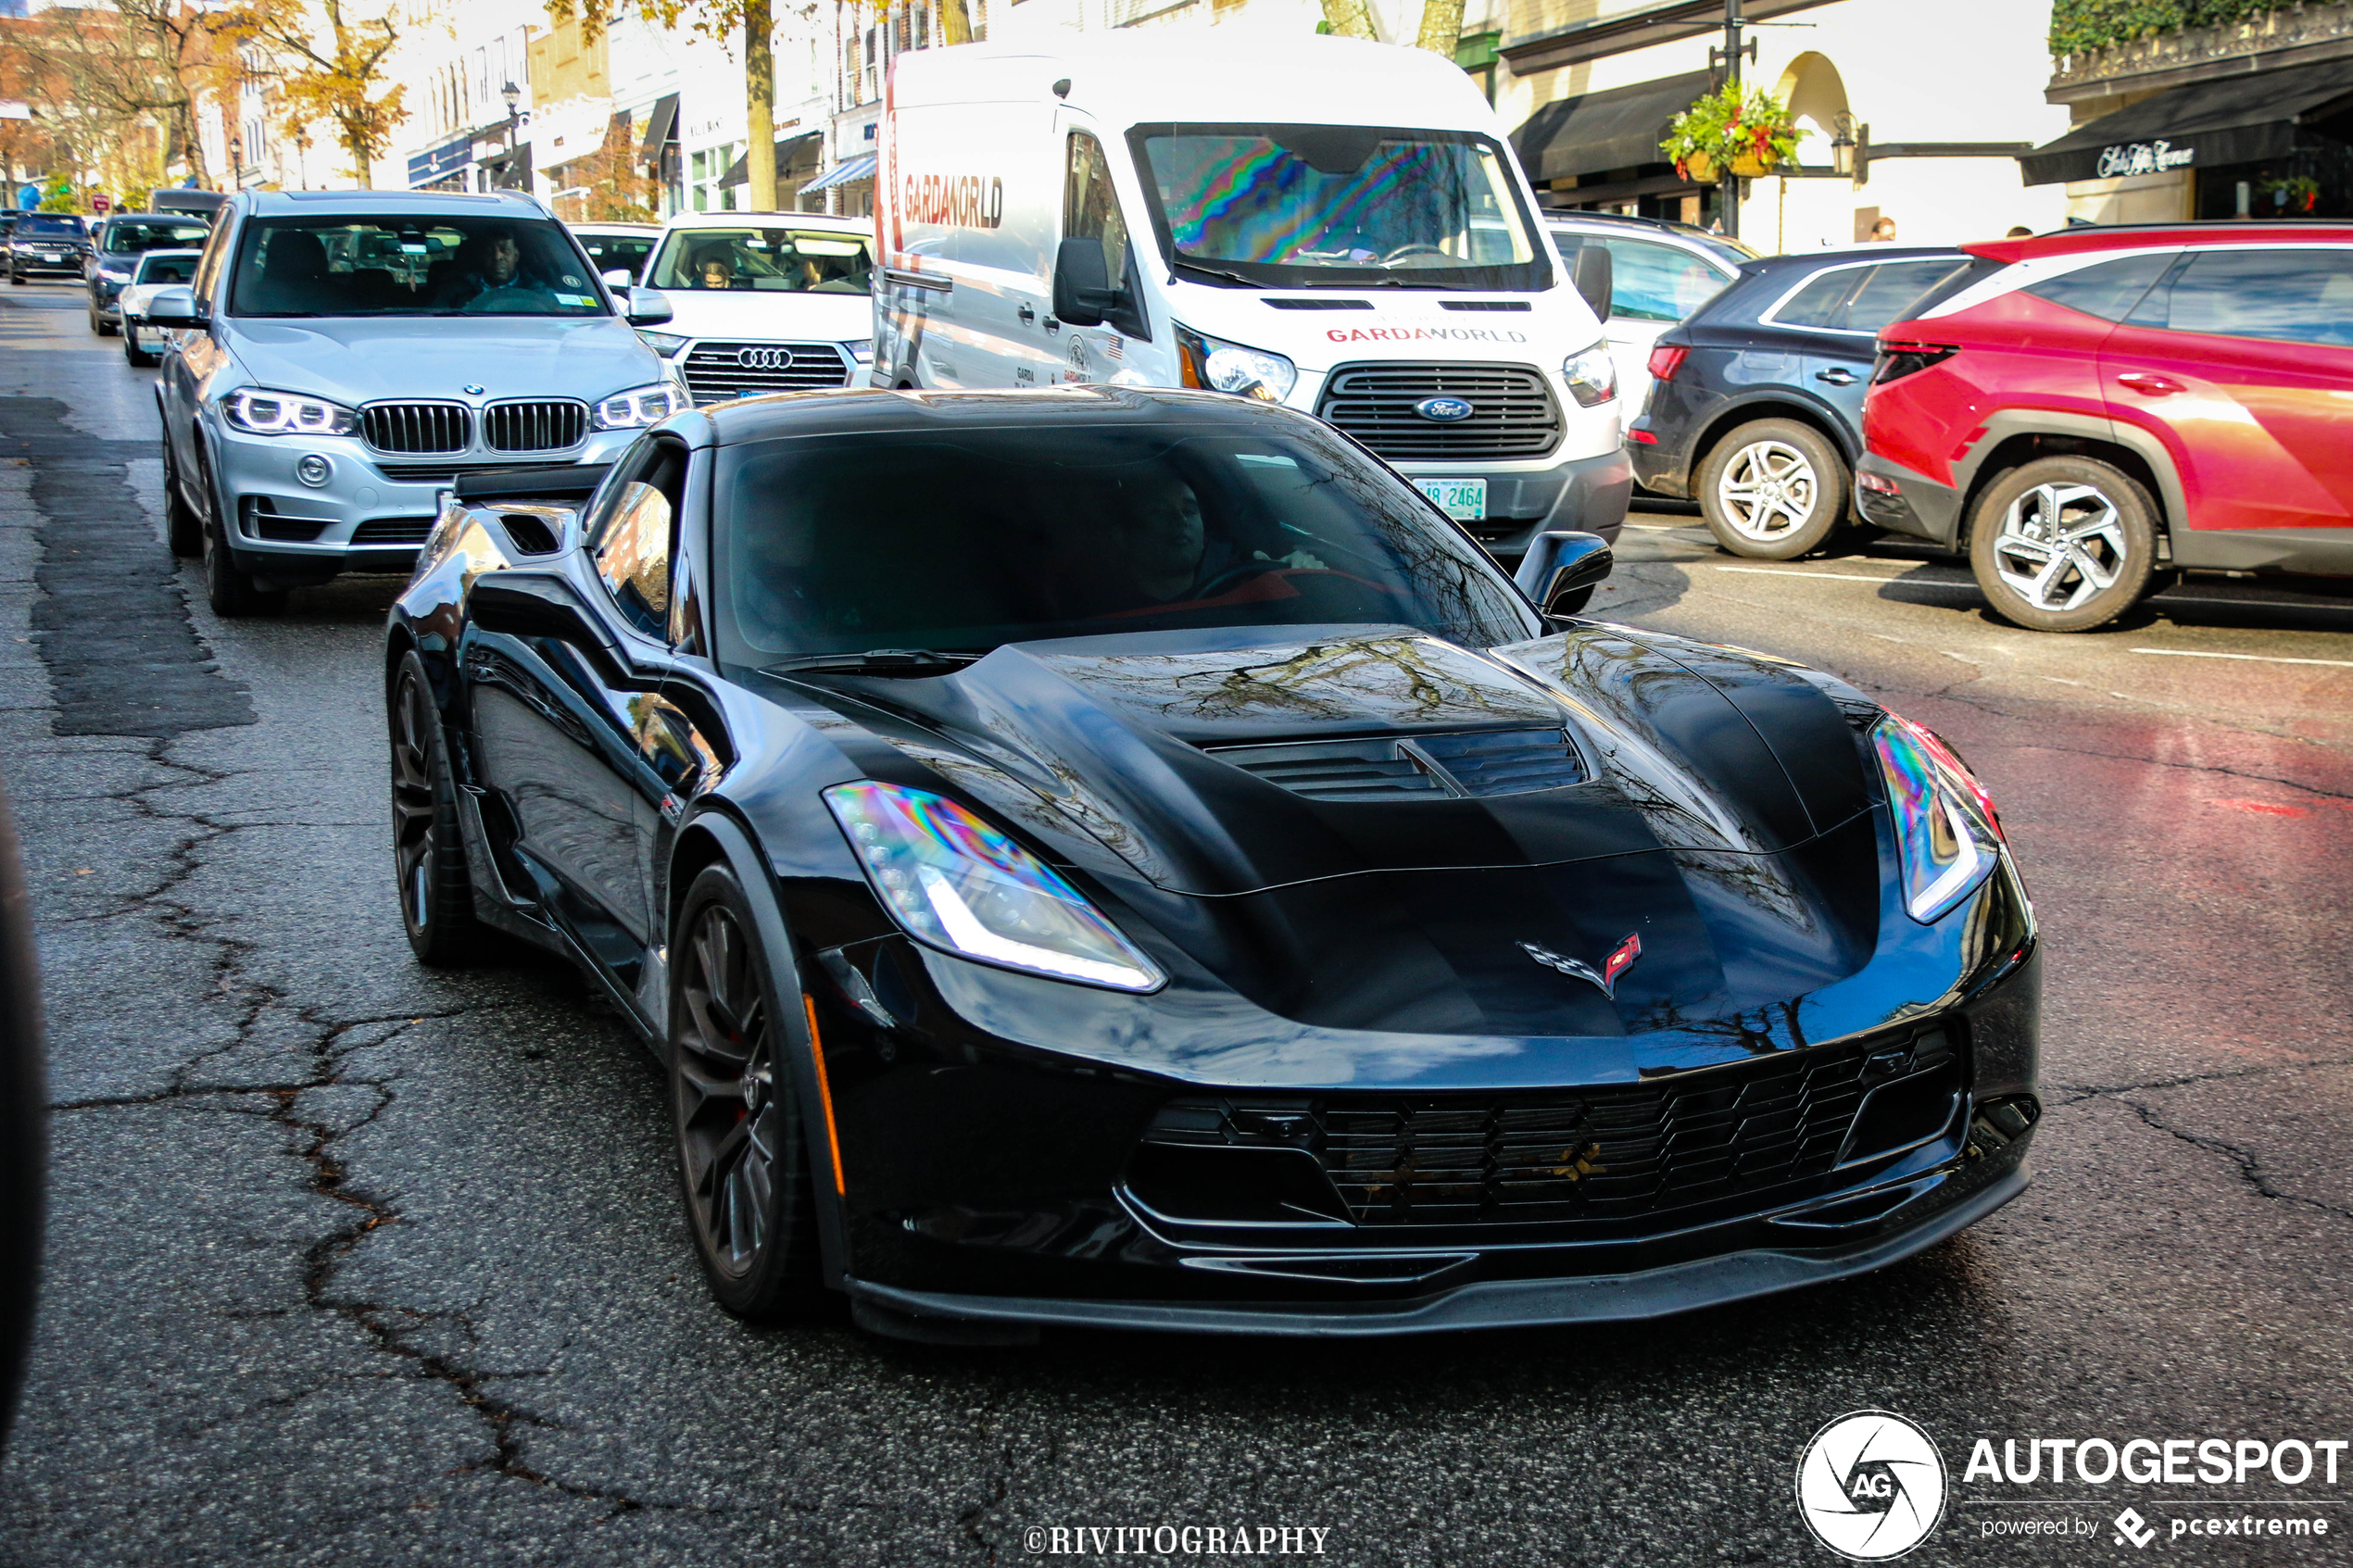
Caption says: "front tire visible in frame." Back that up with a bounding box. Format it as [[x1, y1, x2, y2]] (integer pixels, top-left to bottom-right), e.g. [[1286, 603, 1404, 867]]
[[160, 431, 201, 558], [672, 864, 825, 1323], [1968, 456, 2157, 633], [1697, 418, 1848, 559], [388, 653, 484, 966], [195, 446, 283, 617]]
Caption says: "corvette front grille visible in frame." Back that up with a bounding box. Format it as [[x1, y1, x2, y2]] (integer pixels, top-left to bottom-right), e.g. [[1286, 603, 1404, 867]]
[[1315, 361, 1561, 461], [1141, 1024, 1960, 1228]]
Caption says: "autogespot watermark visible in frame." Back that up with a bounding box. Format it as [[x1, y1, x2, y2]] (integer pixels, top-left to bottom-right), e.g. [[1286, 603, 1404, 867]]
[[1795, 1411, 2350, 1557], [1019, 1525, 1330, 1557]]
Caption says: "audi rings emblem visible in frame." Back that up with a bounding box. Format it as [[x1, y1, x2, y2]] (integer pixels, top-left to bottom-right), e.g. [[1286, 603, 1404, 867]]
[[736, 345, 795, 371]]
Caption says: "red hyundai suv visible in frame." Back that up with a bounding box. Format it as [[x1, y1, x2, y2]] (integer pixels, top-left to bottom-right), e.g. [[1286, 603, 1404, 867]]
[[1856, 223, 2353, 631]]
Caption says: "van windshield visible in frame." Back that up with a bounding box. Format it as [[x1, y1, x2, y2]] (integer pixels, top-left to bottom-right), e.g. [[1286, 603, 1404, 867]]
[[1129, 123, 1549, 291]]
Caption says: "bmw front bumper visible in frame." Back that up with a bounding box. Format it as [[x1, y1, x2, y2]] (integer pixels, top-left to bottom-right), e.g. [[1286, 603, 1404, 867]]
[[208, 423, 639, 583]]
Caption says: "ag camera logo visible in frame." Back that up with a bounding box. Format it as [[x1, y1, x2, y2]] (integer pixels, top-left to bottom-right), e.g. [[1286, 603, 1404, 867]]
[[1796, 1411, 1948, 1561]]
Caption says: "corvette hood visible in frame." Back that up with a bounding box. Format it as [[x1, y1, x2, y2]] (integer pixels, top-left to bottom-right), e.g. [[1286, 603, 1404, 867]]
[[226, 315, 665, 404], [793, 622, 1888, 1032]]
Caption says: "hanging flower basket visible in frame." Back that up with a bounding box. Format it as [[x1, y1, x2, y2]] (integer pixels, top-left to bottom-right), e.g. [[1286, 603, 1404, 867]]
[[1663, 82, 1801, 183]]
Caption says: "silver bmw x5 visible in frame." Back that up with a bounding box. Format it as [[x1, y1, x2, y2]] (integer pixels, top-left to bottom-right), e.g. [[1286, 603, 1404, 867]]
[[148, 188, 683, 614]]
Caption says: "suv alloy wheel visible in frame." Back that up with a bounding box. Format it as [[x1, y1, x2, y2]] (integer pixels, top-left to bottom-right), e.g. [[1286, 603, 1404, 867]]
[[1968, 456, 2157, 633], [1698, 418, 1848, 559]]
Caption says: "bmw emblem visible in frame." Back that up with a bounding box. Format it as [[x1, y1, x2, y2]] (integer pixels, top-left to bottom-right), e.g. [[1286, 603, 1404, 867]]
[[462, 383, 485, 395], [1415, 396, 1475, 421]]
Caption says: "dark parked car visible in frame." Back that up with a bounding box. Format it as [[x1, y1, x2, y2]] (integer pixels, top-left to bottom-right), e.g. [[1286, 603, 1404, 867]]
[[384, 386, 2040, 1341], [1629, 246, 1967, 558], [85, 212, 214, 334], [7, 214, 91, 284]]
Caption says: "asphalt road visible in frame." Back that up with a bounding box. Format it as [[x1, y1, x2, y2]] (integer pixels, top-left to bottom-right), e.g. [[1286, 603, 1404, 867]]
[[1, 278, 2349, 1567]]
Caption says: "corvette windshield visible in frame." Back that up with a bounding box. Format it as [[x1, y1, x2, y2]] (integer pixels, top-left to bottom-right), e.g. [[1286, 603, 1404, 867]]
[[228, 216, 608, 317], [1128, 123, 1548, 291], [717, 423, 1538, 664]]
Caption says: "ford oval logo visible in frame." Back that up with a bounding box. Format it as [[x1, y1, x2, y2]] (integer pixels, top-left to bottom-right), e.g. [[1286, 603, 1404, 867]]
[[1415, 396, 1475, 422], [736, 345, 795, 371]]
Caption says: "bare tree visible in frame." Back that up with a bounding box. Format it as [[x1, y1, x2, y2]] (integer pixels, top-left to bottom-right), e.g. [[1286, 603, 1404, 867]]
[[44, 0, 233, 191]]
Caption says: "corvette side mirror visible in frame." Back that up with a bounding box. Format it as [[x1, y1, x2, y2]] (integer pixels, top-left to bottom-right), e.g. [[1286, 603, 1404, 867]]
[[1516, 530, 1614, 616], [624, 286, 673, 327]]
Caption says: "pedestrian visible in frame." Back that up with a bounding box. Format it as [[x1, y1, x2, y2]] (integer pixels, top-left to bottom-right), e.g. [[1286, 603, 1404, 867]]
[[1869, 216, 1898, 243]]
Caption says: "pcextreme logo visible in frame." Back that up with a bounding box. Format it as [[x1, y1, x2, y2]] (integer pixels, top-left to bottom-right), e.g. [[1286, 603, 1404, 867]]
[[1797, 1411, 1949, 1561]]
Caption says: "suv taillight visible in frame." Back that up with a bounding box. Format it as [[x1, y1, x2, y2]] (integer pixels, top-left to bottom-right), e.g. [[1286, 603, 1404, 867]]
[[1874, 343, 1958, 385], [1646, 345, 1689, 383]]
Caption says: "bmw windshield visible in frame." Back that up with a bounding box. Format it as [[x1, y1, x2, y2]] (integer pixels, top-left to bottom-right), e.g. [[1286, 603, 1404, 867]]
[[717, 421, 1538, 668], [228, 216, 610, 318], [1128, 123, 1550, 291]]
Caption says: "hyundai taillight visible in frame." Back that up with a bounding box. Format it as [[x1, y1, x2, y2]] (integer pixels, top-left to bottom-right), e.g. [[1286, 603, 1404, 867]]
[[1646, 345, 1689, 383], [1873, 343, 1958, 385]]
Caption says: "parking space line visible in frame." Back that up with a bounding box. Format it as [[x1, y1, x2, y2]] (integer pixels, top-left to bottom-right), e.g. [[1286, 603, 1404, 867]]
[[1711, 566, 1962, 584], [2131, 647, 2353, 670]]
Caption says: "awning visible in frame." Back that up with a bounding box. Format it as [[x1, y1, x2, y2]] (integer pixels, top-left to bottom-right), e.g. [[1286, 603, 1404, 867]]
[[803, 153, 877, 193], [2020, 57, 2353, 186], [1512, 69, 1713, 186], [638, 94, 679, 168], [719, 131, 824, 190]]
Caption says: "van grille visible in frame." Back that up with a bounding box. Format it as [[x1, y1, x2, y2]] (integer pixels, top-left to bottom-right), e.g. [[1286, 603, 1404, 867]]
[[679, 341, 852, 403], [1316, 362, 1562, 460], [360, 402, 472, 455], [483, 399, 587, 452]]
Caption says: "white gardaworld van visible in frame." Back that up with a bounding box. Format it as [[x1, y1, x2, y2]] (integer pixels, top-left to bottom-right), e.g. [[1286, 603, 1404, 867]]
[[873, 34, 1631, 555]]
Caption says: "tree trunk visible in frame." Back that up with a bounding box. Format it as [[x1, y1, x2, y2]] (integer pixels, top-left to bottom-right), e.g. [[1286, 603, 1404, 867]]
[[744, 0, 777, 211], [940, 0, 974, 45], [348, 124, 371, 189], [1414, 0, 1464, 56], [175, 99, 210, 190], [1319, 0, 1376, 38]]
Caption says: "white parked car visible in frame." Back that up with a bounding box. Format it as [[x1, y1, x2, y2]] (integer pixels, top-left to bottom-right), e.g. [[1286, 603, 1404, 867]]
[[568, 220, 663, 286], [117, 248, 204, 368], [1543, 213, 1749, 425], [635, 212, 875, 402]]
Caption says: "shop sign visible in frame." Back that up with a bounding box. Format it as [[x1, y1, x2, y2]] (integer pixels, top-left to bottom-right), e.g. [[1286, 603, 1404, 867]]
[[2096, 139, 2196, 178]]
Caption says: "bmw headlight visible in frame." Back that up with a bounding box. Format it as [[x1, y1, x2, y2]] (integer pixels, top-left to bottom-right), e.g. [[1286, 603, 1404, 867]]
[[825, 781, 1165, 992], [1562, 340, 1617, 408], [636, 330, 690, 358], [1873, 714, 2005, 922], [592, 382, 688, 431], [1176, 325, 1297, 403], [220, 388, 358, 437]]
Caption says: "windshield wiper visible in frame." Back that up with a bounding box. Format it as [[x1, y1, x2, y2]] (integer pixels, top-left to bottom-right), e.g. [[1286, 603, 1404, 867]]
[[766, 648, 980, 677], [1171, 257, 1263, 289]]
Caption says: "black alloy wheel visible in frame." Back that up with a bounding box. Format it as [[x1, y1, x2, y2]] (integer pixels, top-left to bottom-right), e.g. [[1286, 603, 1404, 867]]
[[195, 445, 283, 617], [160, 433, 201, 558], [124, 331, 156, 370], [388, 652, 483, 967], [671, 864, 824, 1322]]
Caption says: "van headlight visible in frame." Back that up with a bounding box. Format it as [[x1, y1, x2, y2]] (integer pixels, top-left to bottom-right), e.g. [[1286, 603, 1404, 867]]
[[825, 781, 1165, 992], [1873, 714, 2005, 922], [592, 383, 688, 431], [1176, 325, 1297, 403], [1562, 340, 1617, 408], [220, 389, 358, 436]]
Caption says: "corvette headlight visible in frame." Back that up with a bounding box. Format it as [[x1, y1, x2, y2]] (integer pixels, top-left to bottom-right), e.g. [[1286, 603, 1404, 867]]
[[1873, 714, 2004, 923], [1562, 340, 1617, 408], [592, 382, 688, 430], [1176, 325, 1296, 403], [636, 330, 689, 358], [825, 781, 1165, 992], [220, 388, 358, 436]]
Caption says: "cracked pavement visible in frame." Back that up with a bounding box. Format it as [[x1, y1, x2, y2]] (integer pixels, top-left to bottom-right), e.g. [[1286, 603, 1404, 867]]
[[2, 283, 2350, 1564]]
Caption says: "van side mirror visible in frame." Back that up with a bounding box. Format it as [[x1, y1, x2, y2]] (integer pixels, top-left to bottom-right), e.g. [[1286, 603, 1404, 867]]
[[1515, 530, 1614, 616], [1052, 237, 1116, 328], [624, 286, 673, 326], [1571, 244, 1614, 323], [145, 285, 204, 328]]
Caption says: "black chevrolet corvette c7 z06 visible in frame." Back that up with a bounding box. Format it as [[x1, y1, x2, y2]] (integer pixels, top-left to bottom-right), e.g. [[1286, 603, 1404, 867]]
[[384, 386, 2040, 1343]]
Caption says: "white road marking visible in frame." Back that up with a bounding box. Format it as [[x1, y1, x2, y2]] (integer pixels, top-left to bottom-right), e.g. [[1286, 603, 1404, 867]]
[[2131, 647, 2353, 670], [1710, 566, 1944, 583]]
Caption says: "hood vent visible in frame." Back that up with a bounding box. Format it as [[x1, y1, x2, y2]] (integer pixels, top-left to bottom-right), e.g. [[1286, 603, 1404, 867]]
[[1209, 727, 1584, 802]]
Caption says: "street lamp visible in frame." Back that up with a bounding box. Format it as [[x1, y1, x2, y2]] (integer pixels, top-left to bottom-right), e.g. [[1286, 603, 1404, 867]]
[[501, 81, 522, 125], [1830, 113, 1856, 179]]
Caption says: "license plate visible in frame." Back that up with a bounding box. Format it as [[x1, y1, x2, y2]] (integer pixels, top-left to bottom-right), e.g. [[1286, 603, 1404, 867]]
[[1415, 477, 1487, 521], [134, 328, 165, 348]]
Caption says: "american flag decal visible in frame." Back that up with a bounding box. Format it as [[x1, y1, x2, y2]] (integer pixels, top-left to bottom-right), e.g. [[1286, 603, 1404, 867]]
[[1103, 334, 1123, 360]]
